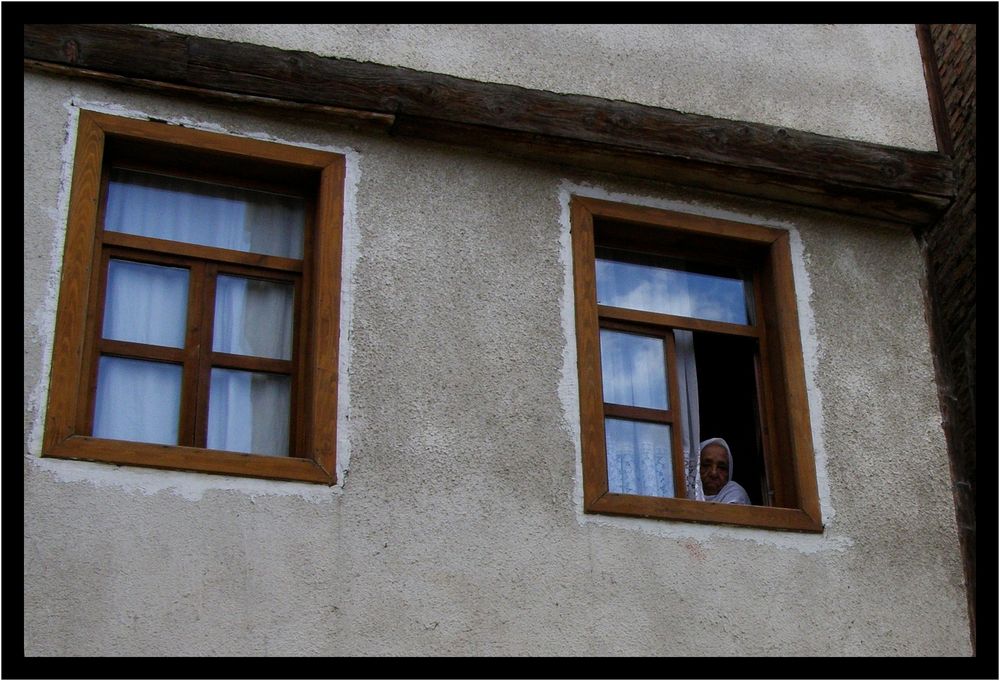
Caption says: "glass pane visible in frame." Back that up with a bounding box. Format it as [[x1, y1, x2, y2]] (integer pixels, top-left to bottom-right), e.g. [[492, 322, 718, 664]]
[[605, 418, 673, 497], [596, 257, 749, 325], [105, 168, 305, 258], [213, 275, 295, 360], [208, 369, 291, 456], [102, 259, 189, 348], [93, 356, 182, 445], [599, 329, 668, 409]]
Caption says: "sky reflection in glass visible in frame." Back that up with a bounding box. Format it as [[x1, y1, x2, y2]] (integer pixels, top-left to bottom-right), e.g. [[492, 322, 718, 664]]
[[599, 329, 667, 409], [596, 258, 748, 325]]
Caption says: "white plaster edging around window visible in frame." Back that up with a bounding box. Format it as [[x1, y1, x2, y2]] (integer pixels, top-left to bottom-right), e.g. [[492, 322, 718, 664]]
[[25, 99, 361, 504], [556, 180, 847, 555]]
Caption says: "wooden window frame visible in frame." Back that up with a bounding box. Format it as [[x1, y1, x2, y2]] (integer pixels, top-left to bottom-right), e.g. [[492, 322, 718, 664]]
[[42, 110, 345, 485], [571, 196, 823, 532], [598, 320, 687, 496]]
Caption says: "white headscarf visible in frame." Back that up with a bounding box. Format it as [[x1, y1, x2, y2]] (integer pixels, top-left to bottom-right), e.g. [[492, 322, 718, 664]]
[[698, 437, 751, 505]]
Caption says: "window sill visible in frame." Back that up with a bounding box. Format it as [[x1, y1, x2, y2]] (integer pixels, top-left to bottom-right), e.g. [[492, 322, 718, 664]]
[[44, 435, 334, 485], [586, 492, 824, 533]]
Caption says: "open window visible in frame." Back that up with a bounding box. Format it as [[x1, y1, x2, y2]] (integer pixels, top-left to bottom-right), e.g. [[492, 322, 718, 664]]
[[42, 111, 345, 484], [571, 196, 822, 531]]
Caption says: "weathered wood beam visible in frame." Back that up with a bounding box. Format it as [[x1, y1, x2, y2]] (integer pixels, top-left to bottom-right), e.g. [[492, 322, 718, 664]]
[[23, 59, 397, 133], [24, 23, 955, 227]]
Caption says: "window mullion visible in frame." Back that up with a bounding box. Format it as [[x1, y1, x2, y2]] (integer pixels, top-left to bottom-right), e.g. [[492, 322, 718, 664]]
[[189, 262, 217, 449], [663, 330, 687, 500]]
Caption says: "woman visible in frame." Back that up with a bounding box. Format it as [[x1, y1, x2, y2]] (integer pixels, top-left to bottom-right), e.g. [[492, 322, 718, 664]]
[[699, 437, 751, 504]]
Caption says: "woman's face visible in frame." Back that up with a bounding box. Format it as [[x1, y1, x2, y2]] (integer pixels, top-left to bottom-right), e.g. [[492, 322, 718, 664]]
[[700, 444, 730, 496]]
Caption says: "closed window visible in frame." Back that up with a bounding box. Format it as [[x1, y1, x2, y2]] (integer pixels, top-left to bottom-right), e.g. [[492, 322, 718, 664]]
[[571, 196, 822, 531], [43, 111, 345, 484]]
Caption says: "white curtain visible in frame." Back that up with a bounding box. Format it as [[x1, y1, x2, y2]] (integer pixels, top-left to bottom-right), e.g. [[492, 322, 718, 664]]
[[207, 369, 290, 456], [605, 419, 674, 497], [210, 275, 294, 456], [102, 260, 189, 348], [94, 172, 300, 453], [104, 168, 305, 258], [93, 356, 183, 445], [674, 330, 704, 500], [94, 261, 189, 445], [213, 275, 294, 360]]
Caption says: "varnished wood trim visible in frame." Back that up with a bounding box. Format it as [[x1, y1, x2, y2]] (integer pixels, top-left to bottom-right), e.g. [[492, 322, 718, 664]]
[[46, 110, 105, 450], [49, 435, 334, 484], [580, 196, 786, 244], [289, 274, 305, 459], [291, 197, 316, 461], [209, 352, 293, 375], [102, 231, 304, 272], [587, 493, 823, 533], [603, 404, 672, 424], [304, 158, 345, 477], [179, 261, 206, 446], [192, 263, 218, 449], [97, 339, 185, 363], [768, 233, 821, 522], [78, 234, 112, 436], [757, 247, 796, 507], [571, 197, 610, 508], [664, 330, 687, 497], [751, 268, 779, 507], [84, 108, 339, 169], [598, 305, 759, 338]]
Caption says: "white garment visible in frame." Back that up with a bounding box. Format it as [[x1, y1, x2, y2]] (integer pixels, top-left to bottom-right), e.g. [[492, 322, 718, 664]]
[[705, 480, 751, 504], [699, 437, 751, 505]]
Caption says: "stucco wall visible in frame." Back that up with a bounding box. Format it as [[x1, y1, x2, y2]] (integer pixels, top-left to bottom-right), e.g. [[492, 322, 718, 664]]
[[23, 26, 967, 656], [144, 23, 937, 151]]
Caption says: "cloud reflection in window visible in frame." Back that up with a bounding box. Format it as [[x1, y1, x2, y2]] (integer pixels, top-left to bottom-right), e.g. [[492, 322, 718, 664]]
[[599, 329, 668, 409], [596, 258, 748, 325]]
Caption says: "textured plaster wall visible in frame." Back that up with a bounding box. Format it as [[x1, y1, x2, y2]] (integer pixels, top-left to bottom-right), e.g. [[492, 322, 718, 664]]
[[145, 23, 937, 151], [23, 67, 968, 655]]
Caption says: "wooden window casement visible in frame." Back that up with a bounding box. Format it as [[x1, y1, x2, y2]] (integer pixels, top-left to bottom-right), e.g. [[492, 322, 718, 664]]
[[42, 111, 345, 484], [571, 196, 823, 532]]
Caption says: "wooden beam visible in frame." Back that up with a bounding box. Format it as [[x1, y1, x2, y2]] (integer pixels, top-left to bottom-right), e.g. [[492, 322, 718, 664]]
[[916, 24, 954, 156], [24, 24, 955, 227], [24, 59, 396, 133]]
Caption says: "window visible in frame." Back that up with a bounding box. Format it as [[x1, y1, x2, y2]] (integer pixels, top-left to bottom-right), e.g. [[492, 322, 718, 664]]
[[570, 196, 822, 531], [42, 111, 345, 484]]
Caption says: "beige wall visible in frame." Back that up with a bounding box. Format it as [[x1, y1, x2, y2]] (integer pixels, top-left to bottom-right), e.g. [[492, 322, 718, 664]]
[[23, 24, 968, 656]]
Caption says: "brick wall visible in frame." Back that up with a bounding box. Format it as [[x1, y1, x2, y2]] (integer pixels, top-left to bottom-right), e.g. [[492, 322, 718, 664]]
[[919, 23, 976, 653]]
